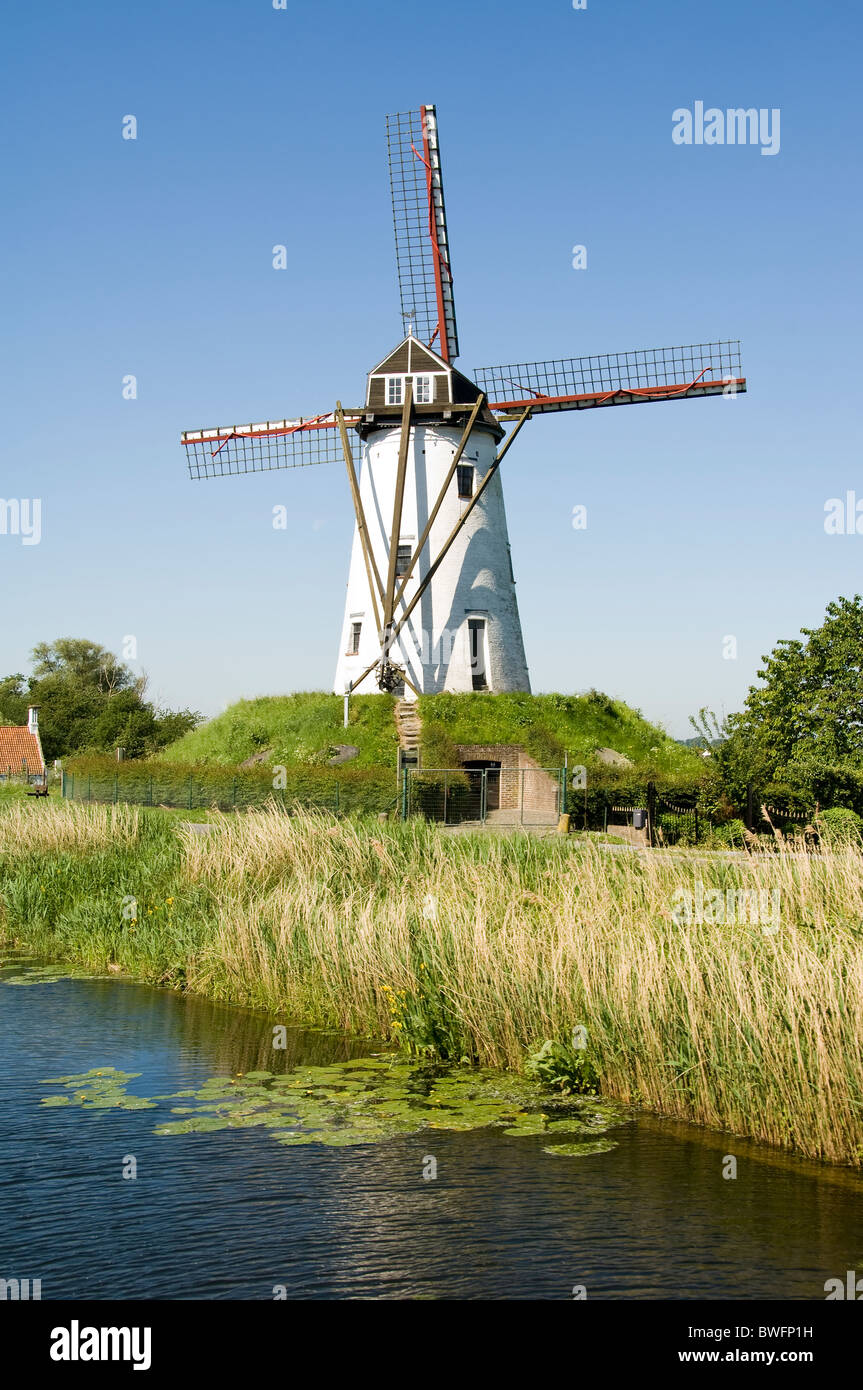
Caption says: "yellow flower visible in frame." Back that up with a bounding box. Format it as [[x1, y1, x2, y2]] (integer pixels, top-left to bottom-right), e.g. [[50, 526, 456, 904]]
[[166, 897, 174, 904]]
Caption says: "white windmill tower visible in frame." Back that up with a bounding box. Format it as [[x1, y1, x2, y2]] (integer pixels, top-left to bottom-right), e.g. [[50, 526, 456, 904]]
[[333, 332, 531, 699], [182, 104, 746, 701]]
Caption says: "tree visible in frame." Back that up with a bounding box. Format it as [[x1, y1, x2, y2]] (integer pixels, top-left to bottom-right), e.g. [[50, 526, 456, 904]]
[[30, 638, 145, 697], [0, 674, 28, 727], [721, 595, 863, 808], [687, 707, 727, 752], [0, 638, 202, 761]]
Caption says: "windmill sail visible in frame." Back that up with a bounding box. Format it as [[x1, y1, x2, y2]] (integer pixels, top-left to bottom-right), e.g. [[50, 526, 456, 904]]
[[386, 105, 459, 363], [475, 341, 745, 416], [181, 411, 360, 478]]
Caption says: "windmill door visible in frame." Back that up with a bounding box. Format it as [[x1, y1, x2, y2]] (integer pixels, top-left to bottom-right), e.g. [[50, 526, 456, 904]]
[[461, 760, 502, 816]]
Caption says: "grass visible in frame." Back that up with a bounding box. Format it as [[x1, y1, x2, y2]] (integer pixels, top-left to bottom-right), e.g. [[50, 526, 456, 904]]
[[157, 692, 398, 769], [0, 783, 32, 807], [1, 800, 862, 1165], [417, 690, 701, 775], [0, 783, 217, 821], [156, 689, 701, 781]]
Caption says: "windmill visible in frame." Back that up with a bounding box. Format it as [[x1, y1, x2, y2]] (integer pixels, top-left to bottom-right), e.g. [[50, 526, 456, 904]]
[[182, 104, 746, 701]]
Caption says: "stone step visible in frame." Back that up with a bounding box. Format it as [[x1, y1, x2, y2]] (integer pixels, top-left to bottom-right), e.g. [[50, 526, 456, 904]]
[[394, 699, 422, 753]]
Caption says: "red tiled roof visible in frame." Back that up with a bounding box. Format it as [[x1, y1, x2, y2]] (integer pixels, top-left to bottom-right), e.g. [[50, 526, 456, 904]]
[[0, 726, 45, 775]]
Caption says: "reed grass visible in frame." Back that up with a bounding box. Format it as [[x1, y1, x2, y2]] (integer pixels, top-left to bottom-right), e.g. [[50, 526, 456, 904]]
[[0, 799, 141, 851], [1, 800, 862, 1164]]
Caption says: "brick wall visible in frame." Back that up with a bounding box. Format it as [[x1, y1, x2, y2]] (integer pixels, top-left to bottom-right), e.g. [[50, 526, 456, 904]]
[[455, 744, 559, 814]]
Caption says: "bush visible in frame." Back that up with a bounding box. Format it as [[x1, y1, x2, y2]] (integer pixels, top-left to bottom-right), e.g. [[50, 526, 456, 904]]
[[384, 975, 473, 1062], [713, 818, 747, 848], [524, 1037, 600, 1096], [408, 771, 471, 821], [815, 807, 863, 845]]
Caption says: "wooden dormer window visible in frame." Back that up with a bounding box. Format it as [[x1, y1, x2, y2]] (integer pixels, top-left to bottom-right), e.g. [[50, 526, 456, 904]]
[[365, 340, 456, 412]]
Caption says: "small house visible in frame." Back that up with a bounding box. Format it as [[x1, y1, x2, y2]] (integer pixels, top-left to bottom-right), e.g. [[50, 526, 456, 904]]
[[0, 706, 46, 784]]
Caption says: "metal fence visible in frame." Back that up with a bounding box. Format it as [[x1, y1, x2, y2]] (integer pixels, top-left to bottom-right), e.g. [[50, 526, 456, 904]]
[[57, 765, 830, 839], [62, 771, 348, 815], [655, 795, 709, 846], [593, 787, 822, 847], [596, 790, 714, 845], [404, 766, 564, 826]]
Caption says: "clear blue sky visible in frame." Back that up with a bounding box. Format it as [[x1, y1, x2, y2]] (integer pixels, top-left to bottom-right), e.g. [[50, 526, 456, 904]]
[[1, 0, 860, 736]]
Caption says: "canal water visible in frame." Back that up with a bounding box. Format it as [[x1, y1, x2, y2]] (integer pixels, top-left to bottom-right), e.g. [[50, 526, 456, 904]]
[[2, 957, 861, 1301]]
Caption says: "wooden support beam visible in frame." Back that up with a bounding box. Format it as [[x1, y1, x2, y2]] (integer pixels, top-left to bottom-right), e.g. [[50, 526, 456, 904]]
[[391, 393, 485, 614], [491, 402, 533, 467], [344, 383, 413, 698], [388, 405, 533, 649], [336, 402, 384, 639], [381, 380, 413, 655], [350, 654, 379, 691]]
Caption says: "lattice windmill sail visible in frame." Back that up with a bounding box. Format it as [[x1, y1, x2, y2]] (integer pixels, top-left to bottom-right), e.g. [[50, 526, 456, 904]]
[[386, 105, 459, 361], [182, 412, 351, 478], [182, 104, 747, 699]]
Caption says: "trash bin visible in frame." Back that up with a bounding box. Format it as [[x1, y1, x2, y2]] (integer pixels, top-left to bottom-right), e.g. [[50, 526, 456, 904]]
[[632, 808, 647, 830]]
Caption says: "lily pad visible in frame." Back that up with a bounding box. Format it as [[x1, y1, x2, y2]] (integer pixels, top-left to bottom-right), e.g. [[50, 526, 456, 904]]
[[37, 1055, 627, 1155], [38, 1067, 157, 1111], [542, 1139, 618, 1157], [1, 963, 108, 987]]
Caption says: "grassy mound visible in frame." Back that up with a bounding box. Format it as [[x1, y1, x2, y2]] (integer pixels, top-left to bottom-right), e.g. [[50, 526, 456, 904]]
[[160, 689, 698, 778], [158, 692, 398, 769], [417, 690, 697, 775]]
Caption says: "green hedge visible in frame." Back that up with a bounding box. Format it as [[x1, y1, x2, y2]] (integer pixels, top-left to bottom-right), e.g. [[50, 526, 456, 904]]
[[63, 757, 397, 815]]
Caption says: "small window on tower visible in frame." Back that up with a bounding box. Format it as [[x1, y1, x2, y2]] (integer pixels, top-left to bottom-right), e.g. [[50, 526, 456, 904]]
[[395, 543, 412, 578], [387, 377, 403, 405], [468, 618, 488, 691], [414, 375, 432, 403], [457, 465, 474, 498], [348, 621, 362, 655]]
